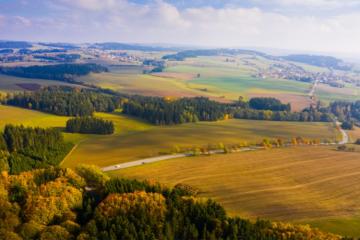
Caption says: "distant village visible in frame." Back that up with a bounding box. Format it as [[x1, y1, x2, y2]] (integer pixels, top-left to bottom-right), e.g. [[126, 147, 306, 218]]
[[254, 61, 359, 88]]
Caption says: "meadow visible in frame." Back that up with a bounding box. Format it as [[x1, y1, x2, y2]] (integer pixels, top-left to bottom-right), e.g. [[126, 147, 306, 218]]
[[62, 118, 339, 168], [112, 146, 360, 237]]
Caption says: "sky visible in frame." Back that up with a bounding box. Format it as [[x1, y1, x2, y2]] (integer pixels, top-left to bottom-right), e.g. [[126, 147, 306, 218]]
[[1, 0, 360, 55]]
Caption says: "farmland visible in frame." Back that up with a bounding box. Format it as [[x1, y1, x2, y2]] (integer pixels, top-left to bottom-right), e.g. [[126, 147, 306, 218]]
[[62, 118, 339, 168], [0, 74, 84, 92], [78, 56, 317, 110], [112, 146, 360, 237], [0, 104, 341, 169]]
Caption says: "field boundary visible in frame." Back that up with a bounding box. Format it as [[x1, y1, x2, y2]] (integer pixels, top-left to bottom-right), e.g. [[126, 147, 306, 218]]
[[101, 142, 343, 172]]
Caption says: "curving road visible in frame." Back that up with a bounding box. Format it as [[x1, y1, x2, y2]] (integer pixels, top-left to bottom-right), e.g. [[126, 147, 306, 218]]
[[101, 148, 257, 172], [100, 123, 349, 172], [101, 153, 190, 172], [336, 121, 349, 145]]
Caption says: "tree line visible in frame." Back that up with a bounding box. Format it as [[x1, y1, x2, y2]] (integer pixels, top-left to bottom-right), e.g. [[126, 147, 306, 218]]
[[233, 106, 332, 122], [66, 117, 115, 135], [5, 86, 335, 125], [0, 125, 73, 174], [0, 165, 344, 240], [0, 63, 108, 83]]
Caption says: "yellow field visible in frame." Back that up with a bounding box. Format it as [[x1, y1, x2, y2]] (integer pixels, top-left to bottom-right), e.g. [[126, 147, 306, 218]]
[[112, 146, 360, 237], [62, 119, 339, 168], [0, 104, 69, 129]]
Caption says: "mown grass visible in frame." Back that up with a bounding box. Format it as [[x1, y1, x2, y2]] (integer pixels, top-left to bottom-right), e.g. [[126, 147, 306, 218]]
[[304, 216, 360, 237], [111, 146, 360, 237], [0, 105, 70, 129], [77, 71, 218, 99], [62, 119, 339, 168]]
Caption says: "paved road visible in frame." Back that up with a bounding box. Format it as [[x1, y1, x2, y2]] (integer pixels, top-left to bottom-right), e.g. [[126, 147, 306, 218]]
[[337, 121, 349, 145], [101, 122, 349, 172], [101, 147, 260, 172], [102, 153, 190, 172]]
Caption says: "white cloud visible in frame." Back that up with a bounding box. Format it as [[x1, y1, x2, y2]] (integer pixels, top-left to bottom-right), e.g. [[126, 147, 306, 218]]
[[59, 0, 118, 11], [14, 16, 32, 26], [259, 0, 360, 8], [2, 0, 360, 55]]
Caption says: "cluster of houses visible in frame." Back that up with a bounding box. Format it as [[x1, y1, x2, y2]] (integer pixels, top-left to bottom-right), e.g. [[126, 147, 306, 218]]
[[254, 62, 357, 88]]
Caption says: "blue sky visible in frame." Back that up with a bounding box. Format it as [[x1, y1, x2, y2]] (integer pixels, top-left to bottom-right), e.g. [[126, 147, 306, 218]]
[[1, 0, 360, 55]]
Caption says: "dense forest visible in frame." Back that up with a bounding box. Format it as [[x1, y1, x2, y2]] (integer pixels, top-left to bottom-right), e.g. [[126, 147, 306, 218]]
[[0, 63, 108, 83], [6, 86, 120, 117], [0, 125, 73, 174], [0, 165, 345, 240], [66, 117, 115, 135], [249, 97, 291, 111], [123, 96, 228, 125]]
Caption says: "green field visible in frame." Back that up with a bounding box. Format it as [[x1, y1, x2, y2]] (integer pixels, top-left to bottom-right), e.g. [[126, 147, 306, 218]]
[[0, 104, 69, 129], [112, 146, 360, 237], [77, 68, 220, 100], [166, 56, 312, 100], [76, 56, 315, 109], [62, 118, 339, 168]]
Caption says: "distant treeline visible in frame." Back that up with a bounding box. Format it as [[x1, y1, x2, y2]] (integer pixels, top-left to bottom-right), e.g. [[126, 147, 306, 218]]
[[142, 59, 166, 73], [0, 63, 108, 83], [92, 42, 175, 51], [18, 48, 66, 54], [0, 41, 32, 48], [0, 49, 14, 54], [38, 42, 79, 49], [33, 54, 80, 62], [282, 54, 351, 71], [5, 87, 334, 125], [6, 86, 120, 116], [162, 49, 276, 61], [0, 125, 73, 174], [66, 117, 114, 134]]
